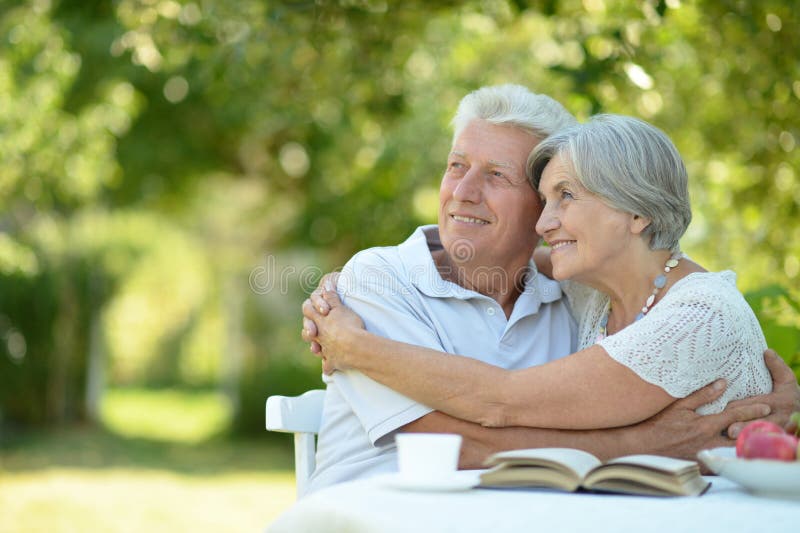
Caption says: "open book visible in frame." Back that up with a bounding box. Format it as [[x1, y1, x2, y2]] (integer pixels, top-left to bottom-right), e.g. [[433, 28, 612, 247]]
[[479, 448, 710, 497]]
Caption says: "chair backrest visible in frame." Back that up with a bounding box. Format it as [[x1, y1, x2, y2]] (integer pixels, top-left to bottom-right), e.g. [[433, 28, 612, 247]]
[[265, 389, 326, 497]]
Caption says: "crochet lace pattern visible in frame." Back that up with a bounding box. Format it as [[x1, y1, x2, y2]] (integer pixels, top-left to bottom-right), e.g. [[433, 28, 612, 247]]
[[562, 271, 772, 414]]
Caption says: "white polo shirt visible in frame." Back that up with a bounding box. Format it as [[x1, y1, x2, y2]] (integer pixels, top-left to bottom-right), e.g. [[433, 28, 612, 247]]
[[305, 225, 577, 495]]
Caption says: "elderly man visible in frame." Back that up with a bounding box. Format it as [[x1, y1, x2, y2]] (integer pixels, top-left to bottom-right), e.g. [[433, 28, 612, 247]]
[[301, 84, 799, 495]]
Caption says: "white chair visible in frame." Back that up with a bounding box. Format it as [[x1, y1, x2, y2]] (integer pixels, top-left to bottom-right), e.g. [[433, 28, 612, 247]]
[[265, 389, 326, 496]]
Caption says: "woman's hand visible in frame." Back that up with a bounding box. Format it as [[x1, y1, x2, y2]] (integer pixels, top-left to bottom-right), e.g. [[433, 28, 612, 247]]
[[301, 273, 366, 374], [302, 273, 340, 354]]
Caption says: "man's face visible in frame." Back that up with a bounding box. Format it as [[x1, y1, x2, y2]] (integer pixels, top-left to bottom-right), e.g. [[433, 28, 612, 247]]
[[438, 119, 542, 272]]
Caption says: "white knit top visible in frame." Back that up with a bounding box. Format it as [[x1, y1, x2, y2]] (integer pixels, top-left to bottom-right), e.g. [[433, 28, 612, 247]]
[[563, 271, 772, 414]]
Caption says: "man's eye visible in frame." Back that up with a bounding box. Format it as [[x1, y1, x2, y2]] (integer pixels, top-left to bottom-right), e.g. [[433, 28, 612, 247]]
[[490, 170, 514, 183], [561, 190, 574, 200]]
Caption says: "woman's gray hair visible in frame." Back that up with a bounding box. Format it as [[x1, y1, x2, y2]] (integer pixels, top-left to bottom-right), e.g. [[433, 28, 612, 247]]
[[527, 114, 691, 251], [451, 84, 577, 143]]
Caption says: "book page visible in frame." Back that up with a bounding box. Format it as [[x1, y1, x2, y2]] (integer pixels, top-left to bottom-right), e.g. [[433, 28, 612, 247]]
[[583, 454, 709, 496], [583, 466, 710, 497], [486, 448, 602, 479], [604, 455, 696, 473], [479, 463, 583, 491]]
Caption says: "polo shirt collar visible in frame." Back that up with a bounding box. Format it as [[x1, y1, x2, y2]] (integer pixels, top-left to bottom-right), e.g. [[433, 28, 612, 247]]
[[396, 225, 563, 314]]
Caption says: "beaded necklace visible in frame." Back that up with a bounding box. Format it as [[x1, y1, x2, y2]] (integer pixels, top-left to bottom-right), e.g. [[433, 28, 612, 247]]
[[596, 252, 683, 343]]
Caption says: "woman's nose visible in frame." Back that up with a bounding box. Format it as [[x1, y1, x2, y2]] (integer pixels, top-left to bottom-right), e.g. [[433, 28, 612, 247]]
[[535, 204, 559, 237]]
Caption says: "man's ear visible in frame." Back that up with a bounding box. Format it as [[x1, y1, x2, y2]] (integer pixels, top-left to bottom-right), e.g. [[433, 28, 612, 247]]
[[631, 214, 651, 235]]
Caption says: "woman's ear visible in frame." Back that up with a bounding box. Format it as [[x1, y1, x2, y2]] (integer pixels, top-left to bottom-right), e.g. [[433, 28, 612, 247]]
[[630, 214, 652, 235]]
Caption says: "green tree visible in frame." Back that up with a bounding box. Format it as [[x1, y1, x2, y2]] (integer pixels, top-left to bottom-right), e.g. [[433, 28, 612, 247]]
[[1, 0, 797, 431]]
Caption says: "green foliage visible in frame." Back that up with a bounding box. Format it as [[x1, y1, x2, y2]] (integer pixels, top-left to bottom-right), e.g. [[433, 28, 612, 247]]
[[745, 285, 800, 379], [1, 0, 798, 431], [235, 357, 323, 437], [0, 267, 64, 424], [0, 2, 137, 213], [101, 387, 232, 443], [0, 211, 149, 425]]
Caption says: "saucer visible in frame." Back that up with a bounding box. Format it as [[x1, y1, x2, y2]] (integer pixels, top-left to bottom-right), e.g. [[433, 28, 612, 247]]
[[377, 470, 481, 492]]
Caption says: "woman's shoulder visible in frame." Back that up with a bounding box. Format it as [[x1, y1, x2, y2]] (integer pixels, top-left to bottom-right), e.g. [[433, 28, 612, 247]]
[[666, 270, 738, 299], [672, 269, 735, 284], [660, 270, 755, 318]]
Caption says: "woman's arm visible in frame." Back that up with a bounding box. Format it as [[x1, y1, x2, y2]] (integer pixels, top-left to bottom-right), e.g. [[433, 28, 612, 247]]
[[302, 288, 675, 430]]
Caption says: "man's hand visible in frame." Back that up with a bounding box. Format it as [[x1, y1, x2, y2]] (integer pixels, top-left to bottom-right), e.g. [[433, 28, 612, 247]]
[[630, 379, 771, 462], [629, 349, 799, 467], [724, 349, 800, 437]]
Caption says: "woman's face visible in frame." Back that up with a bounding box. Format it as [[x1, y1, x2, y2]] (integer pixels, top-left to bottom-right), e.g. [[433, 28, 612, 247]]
[[535, 155, 641, 284]]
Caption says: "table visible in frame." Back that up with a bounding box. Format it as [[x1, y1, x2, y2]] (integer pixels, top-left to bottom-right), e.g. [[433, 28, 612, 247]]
[[267, 474, 798, 533]]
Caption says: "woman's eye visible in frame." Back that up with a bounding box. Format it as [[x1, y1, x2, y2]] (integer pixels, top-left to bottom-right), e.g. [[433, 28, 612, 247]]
[[560, 190, 574, 200]]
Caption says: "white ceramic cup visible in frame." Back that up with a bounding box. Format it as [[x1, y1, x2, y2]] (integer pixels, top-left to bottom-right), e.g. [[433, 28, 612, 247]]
[[395, 433, 462, 480]]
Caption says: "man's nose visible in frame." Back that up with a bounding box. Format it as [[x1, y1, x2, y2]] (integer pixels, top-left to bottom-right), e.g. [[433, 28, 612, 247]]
[[452, 168, 482, 203]]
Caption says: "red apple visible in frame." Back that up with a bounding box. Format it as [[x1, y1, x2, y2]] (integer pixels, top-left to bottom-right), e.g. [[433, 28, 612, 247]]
[[735, 420, 785, 457], [737, 432, 799, 461]]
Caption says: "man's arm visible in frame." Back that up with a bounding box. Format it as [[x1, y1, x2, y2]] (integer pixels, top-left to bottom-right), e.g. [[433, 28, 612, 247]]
[[404, 377, 774, 467], [322, 251, 456, 445]]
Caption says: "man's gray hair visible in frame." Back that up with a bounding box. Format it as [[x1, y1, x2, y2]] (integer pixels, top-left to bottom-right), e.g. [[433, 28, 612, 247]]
[[527, 114, 692, 251], [451, 84, 577, 143]]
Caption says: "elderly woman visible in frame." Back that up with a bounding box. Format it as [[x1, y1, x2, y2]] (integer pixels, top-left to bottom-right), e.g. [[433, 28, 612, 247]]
[[302, 115, 772, 430]]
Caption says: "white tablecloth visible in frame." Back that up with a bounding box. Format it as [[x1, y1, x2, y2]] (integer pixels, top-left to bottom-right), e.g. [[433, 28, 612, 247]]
[[267, 474, 798, 533]]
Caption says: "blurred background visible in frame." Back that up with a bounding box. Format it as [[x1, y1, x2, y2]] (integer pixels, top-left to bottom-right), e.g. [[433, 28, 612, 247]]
[[1, 0, 798, 530]]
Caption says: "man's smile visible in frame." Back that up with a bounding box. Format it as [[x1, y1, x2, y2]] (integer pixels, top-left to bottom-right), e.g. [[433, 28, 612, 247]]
[[450, 214, 490, 225]]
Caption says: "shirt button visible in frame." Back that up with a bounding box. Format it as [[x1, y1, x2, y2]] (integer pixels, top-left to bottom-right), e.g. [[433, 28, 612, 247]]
[[486, 307, 496, 316]]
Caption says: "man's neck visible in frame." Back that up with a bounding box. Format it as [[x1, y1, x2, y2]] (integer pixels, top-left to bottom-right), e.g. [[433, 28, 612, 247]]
[[431, 249, 531, 318]]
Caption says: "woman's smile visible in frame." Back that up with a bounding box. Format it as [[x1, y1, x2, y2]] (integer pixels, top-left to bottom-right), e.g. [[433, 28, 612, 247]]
[[549, 240, 576, 252]]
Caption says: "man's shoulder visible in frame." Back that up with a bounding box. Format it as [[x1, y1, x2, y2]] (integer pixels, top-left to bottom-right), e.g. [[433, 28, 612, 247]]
[[340, 245, 408, 288], [344, 245, 403, 271], [340, 227, 432, 288], [336, 243, 426, 308]]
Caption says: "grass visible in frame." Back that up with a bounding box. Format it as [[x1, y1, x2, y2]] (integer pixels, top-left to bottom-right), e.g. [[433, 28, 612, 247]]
[[0, 388, 298, 533], [100, 388, 233, 444]]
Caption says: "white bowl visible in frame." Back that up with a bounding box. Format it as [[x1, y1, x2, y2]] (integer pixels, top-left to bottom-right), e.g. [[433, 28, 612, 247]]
[[698, 446, 800, 499]]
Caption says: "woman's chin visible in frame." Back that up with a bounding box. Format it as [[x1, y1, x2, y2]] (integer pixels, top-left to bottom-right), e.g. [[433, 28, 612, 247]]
[[550, 264, 572, 281]]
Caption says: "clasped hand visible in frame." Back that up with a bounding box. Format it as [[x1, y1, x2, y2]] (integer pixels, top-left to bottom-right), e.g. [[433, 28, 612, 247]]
[[301, 272, 365, 374]]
